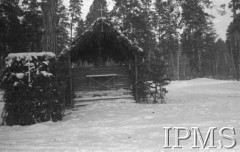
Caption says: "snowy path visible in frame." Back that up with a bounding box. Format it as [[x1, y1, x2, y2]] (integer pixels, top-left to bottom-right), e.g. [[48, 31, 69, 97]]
[[0, 78, 240, 151]]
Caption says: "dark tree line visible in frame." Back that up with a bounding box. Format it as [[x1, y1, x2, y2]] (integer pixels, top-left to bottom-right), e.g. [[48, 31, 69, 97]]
[[0, 0, 81, 68], [108, 0, 232, 80], [226, 0, 240, 81], [0, 0, 237, 80]]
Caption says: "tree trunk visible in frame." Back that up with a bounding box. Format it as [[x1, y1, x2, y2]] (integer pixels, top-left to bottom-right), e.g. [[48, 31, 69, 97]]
[[229, 41, 236, 77], [134, 54, 138, 102], [238, 31, 240, 80], [216, 51, 219, 76], [190, 29, 196, 78], [70, 14, 73, 42], [197, 39, 202, 77], [170, 49, 176, 79], [41, 0, 58, 54], [183, 55, 186, 79], [177, 41, 181, 80], [233, 0, 237, 19], [234, 31, 240, 80], [232, 0, 240, 80], [0, 0, 4, 69], [223, 50, 228, 77]]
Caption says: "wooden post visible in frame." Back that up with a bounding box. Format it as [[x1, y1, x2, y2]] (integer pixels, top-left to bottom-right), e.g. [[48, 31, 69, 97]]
[[68, 53, 73, 108]]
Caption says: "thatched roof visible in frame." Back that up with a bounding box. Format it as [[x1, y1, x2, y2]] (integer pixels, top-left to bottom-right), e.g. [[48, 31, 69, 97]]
[[61, 17, 143, 63]]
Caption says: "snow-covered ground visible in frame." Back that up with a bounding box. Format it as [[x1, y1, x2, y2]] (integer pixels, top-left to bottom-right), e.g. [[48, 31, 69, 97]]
[[0, 78, 240, 152]]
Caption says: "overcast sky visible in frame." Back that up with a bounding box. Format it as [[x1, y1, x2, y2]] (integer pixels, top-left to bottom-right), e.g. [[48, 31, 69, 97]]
[[63, 0, 233, 41]]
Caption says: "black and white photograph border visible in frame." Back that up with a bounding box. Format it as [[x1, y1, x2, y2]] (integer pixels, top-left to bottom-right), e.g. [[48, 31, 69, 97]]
[[0, 0, 240, 151]]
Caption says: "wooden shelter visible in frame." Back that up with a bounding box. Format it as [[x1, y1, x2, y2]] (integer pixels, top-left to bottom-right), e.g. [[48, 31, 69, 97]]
[[63, 17, 143, 91]]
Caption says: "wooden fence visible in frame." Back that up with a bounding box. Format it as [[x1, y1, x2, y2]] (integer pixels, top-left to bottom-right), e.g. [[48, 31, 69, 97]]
[[72, 66, 130, 91]]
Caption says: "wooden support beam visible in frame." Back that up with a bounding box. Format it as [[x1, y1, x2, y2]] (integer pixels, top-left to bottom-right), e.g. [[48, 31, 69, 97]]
[[68, 53, 74, 108]]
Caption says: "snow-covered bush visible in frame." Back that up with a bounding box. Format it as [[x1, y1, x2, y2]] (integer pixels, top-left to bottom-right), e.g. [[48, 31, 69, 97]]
[[0, 52, 64, 126]]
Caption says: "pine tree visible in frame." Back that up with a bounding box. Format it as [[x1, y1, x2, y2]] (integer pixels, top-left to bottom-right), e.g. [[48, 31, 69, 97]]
[[155, 0, 181, 79], [226, 0, 240, 80], [226, 17, 240, 80], [75, 18, 85, 37], [0, 0, 46, 70], [181, 0, 216, 77], [0, 1, 8, 69], [213, 39, 231, 78], [110, 0, 170, 103], [111, 0, 153, 61], [85, 0, 107, 28], [0, 1, 27, 57], [140, 0, 158, 67], [69, 0, 82, 41], [200, 22, 217, 77], [57, 0, 70, 53], [21, 0, 43, 52]]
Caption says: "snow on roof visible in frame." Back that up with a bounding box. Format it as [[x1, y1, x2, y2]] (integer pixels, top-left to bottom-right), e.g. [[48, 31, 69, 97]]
[[6, 52, 56, 67], [7, 52, 55, 59], [59, 17, 143, 57]]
